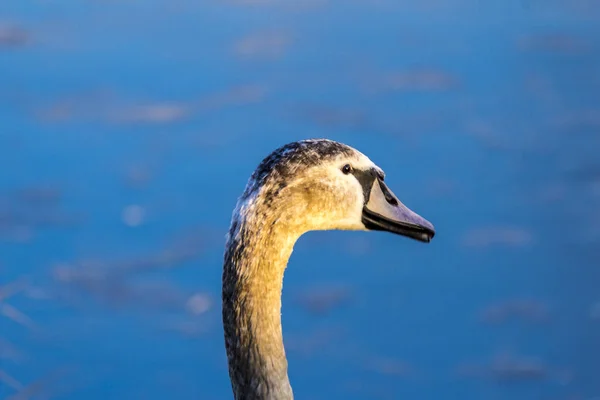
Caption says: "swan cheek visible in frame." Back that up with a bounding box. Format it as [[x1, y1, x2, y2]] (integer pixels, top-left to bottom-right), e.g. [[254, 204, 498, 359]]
[[331, 184, 368, 231]]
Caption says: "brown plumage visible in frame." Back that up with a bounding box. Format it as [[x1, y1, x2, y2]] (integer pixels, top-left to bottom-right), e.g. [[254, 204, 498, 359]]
[[222, 139, 435, 400]]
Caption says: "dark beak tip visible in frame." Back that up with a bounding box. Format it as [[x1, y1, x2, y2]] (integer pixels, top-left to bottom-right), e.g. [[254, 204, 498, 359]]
[[417, 226, 435, 243], [428, 229, 436, 240], [423, 231, 435, 243]]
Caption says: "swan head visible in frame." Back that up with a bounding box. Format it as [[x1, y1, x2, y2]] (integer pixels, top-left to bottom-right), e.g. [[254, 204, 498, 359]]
[[236, 139, 435, 242]]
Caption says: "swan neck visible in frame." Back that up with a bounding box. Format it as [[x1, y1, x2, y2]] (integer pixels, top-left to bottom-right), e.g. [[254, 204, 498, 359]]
[[222, 214, 297, 400]]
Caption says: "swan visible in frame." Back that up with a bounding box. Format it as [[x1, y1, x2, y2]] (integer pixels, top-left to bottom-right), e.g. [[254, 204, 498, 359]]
[[222, 139, 435, 400]]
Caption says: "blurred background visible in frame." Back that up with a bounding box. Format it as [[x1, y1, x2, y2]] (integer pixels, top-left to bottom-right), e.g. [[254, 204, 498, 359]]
[[1, 1, 599, 399]]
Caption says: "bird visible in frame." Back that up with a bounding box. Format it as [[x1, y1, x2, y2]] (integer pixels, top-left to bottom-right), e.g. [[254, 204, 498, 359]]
[[222, 139, 435, 400]]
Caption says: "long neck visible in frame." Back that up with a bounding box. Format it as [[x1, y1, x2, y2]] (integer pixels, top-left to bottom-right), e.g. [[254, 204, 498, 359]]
[[222, 209, 298, 400]]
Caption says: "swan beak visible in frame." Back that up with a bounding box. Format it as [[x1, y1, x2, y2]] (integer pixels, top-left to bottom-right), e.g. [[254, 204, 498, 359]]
[[362, 178, 435, 243]]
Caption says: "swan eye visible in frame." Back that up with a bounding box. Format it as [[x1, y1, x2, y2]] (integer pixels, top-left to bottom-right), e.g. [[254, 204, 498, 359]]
[[341, 164, 353, 174]]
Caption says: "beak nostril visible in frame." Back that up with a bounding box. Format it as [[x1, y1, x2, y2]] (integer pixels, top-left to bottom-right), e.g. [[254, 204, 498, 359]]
[[377, 179, 398, 206]]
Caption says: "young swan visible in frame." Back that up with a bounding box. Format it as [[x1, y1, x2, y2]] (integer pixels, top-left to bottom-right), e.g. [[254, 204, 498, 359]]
[[222, 139, 435, 400]]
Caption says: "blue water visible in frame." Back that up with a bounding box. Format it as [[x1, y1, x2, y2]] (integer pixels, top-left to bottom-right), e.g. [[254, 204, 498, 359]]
[[1, 1, 599, 399]]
